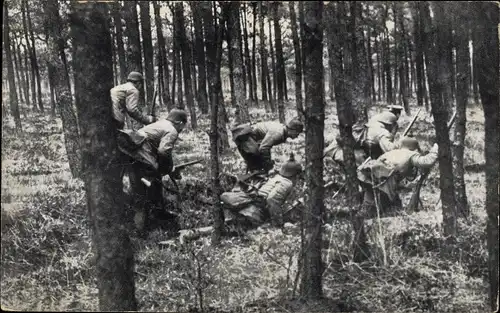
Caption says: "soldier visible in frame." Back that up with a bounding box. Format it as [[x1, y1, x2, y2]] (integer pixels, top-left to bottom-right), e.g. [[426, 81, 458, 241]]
[[232, 117, 304, 174], [352, 137, 438, 262], [117, 109, 188, 237], [324, 134, 366, 169], [110, 71, 156, 131], [362, 110, 400, 159]]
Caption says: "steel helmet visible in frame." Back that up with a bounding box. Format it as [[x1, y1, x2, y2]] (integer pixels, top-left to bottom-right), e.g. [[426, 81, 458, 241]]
[[400, 136, 420, 151], [127, 71, 144, 82], [279, 153, 303, 178], [286, 117, 304, 132], [167, 108, 188, 124], [377, 111, 398, 126], [387, 104, 404, 112]]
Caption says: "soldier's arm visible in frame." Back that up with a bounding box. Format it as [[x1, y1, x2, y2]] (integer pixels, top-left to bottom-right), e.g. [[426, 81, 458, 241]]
[[157, 132, 178, 174], [378, 133, 399, 152], [125, 89, 153, 125], [258, 131, 282, 168], [410, 145, 438, 170]]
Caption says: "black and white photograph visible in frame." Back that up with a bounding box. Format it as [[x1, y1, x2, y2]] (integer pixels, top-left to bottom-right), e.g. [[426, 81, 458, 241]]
[[1, 1, 498, 312]]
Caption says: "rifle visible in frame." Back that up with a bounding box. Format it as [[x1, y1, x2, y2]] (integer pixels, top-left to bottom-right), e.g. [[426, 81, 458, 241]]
[[141, 158, 203, 190], [408, 110, 457, 211], [151, 80, 159, 118], [402, 108, 421, 137]]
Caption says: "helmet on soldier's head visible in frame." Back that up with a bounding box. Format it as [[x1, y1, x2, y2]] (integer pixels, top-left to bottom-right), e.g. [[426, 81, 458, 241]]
[[279, 153, 303, 178], [378, 111, 398, 126], [127, 71, 144, 82], [286, 117, 304, 133], [400, 136, 420, 151], [387, 104, 404, 112], [167, 109, 188, 124]]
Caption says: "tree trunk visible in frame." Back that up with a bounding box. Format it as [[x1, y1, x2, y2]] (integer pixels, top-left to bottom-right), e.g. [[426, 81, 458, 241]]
[[191, 2, 208, 114], [112, 2, 127, 83], [111, 30, 118, 86], [395, 2, 409, 114], [298, 2, 306, 77], [139, 1, 154, 105], [273, 2, 285, 105], [154, 1, 172, 109], [474, 3, 499, 310], [47, 62, 57, 116], [425, 2, 457, 237], [21, 42, 32, 109], [11, 39, 25, 105], [25, 0, 44, 112], [452, 2, 470, 218], [4, 2, 22, 131], [251, 2, 259, 105], [208, 5, 226, 245], [227, 29, 237, 109], [70, 2, 137, 310], [412, 2, 424, 107], [174, 34, 184, 109], [367, 33, 376, 103], [16, 39, 30, 107], [175, 3, 197, 129], [471, 23, 480, 104], [242, 4, 253, 102], [225, 1, 250, 124], [203, 1, 229, 151], [289, 1, 304, 121], [300, 1, 325, 299], [21, 0, 37, 111], [258, 2, 269, 105], [375, 36, 382, 101], [45, 0, 83, 178], [269, 18, 277, 105]]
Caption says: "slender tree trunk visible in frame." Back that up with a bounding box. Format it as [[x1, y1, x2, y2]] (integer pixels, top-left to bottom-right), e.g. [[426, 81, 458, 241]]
[[21, 43, 32, 109], [45, 0, 83, 178], [273, 2, 285, 105], [25, 0, 44, 112], [384, 30, 393, 105], [139, 1, 154, 104], [269, 18, 277, 104], [289, 1, 304, 121], [4, 2, 22, 131], [21, 0, 37, 111], [299, 2, 306, 78], [70, 2, 137, 310], [227, 28, 237, 109], [11, 39, 25, 105], [175, 3, 196, 128], [174, 33, 184, 109], [47, 62, 57, 116], [300, 1, 325, 299], [258, 2, 268, 106], [452, 2, 470, 218], [425, 2, 457, 237], [112, 2, 127, 83], [154, 1, 172, 109], [225, 1, 250, 124], [367, 34, 376, 102], [242, 4, 253, 102], [111, 30, 118, 86], [16, 39, 30, 107], [375, 36, 382, 101], [251, 2, 259, 105], [471, 23, 480, 104], [395, 2, 409, 114], [413, 2, 424, 107], [474, 3, 499, 310], [208, 4, 225, 246], [191, 3, 206, 113]]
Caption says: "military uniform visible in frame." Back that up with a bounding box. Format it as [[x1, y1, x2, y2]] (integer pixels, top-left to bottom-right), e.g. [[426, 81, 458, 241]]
[[362, 111, 400, 159], [233, 119, 302, 173], [118, 109, 187, 236], [352, 137, 438, 261], [110, 82, 154, 130]]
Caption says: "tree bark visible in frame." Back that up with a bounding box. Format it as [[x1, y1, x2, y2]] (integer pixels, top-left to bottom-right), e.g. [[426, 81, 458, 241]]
[[225, 1, 250, 124], [70, 2, 137, 310], [21, 42, 32, 108], [242, 4, 253, 102], [139, 1, 154, 104], [395, 2, 409, 114], [425, 2, 457, 237], [412, 2, 424, 107], [111, 29, 118, 86], [174, 2, 197, 129], [112, 2, 127, 83], [47, 62, 57, 116], [11, 39, 25, 105], [375, 36, 382, 101], [4, 2, 22, 131], [300, 1, 324, 299], [452, 2, 470, 218], [21, 0, 37, 111], [16, 38, 30, 107], [191, 2, 208, 114], [45, 0, 83, 178], [273, 2, 285, 105], [25, 0, 44, 112], [251, 2, 259, 105], [258, 2, 269, 105], [471, 22, 480, 104], [289, 1, 304, 121], [269, 17, 277, 105], [474, 3, 499, 310], [153, 1, 172, 109]]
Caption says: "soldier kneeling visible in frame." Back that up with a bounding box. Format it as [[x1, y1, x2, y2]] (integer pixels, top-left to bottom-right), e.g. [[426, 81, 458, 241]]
[[352, 137, 438, 262]]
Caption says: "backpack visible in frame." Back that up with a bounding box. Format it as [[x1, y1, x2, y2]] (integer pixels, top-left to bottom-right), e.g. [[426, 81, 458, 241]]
[[231, 123, 259, 155]]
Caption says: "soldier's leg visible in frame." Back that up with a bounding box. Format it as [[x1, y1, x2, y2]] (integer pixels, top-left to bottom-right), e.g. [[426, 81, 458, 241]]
[[353, 184, 375, 262], [131, 164, 149, 237]]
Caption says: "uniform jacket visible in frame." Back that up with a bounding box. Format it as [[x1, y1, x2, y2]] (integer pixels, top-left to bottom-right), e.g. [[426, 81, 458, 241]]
[[357, 147, 438, 200], [110, 82, 150, 128], [118, 119, 179, 171], [250, 121, 288, 156], [364, 122, 398, 153], [257, 174, 294, 225]]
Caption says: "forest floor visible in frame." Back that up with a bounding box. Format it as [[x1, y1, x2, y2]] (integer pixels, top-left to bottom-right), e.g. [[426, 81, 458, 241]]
[[1, 98, 489, 312]]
